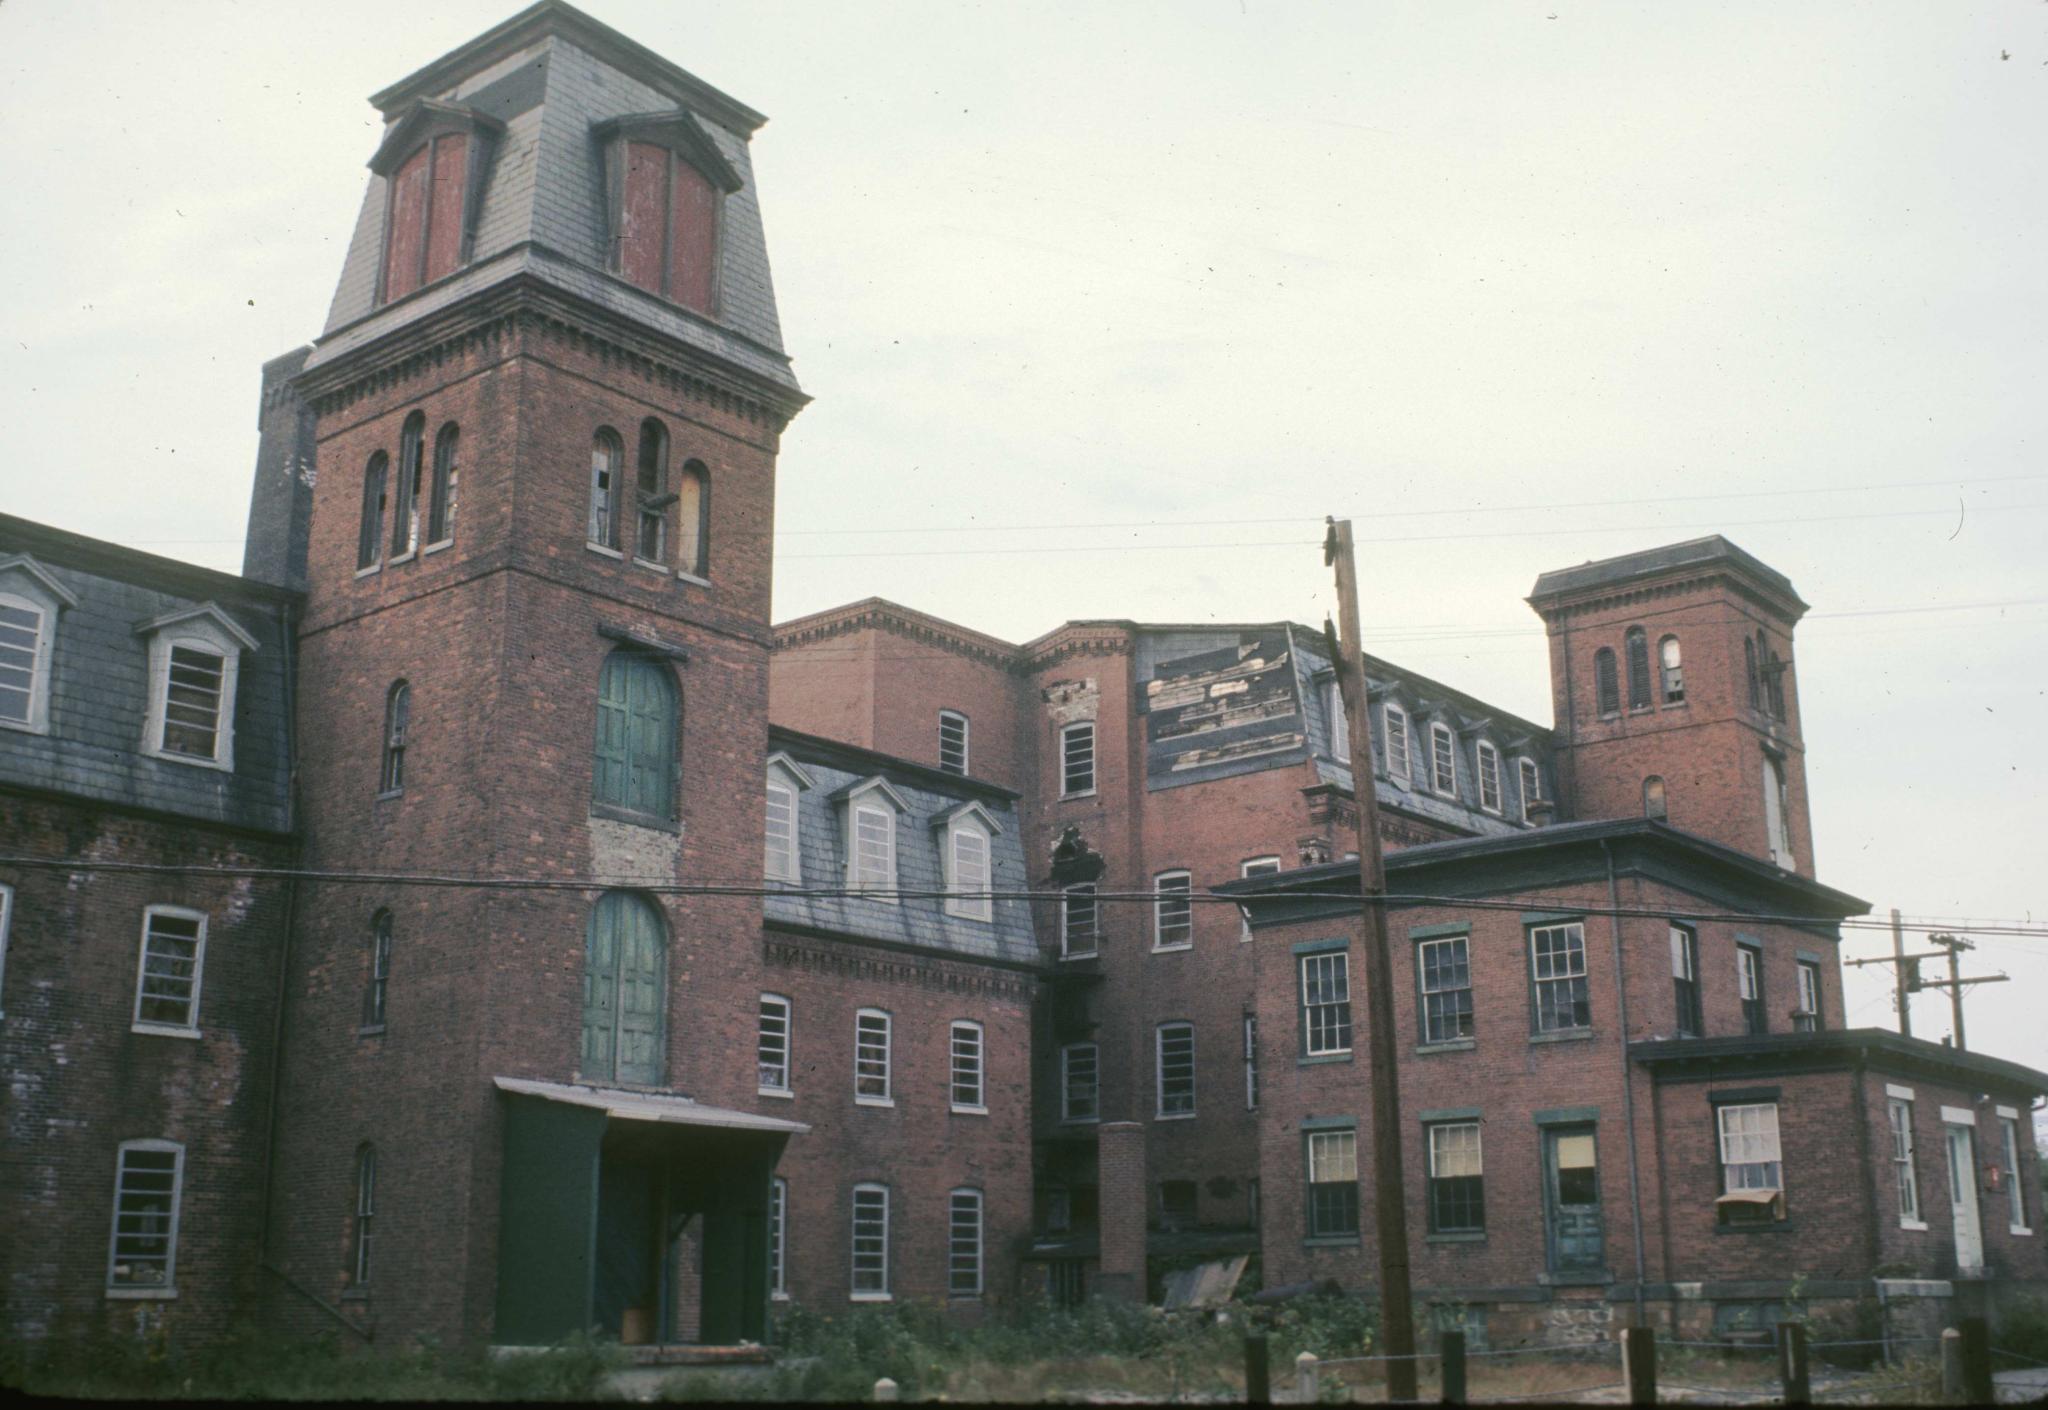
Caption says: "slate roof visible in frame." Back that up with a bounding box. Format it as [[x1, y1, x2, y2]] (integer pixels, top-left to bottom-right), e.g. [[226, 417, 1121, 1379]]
[[308, 1, 798, 395], [0, 514, 296, 836], [763, 727, 1038, 969], [1527, 534, 1805, 612]]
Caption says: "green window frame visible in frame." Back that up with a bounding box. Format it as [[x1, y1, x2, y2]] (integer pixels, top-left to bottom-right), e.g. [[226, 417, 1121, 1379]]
[[582, 891, 668, 1086], [593, 650, 679, 822]]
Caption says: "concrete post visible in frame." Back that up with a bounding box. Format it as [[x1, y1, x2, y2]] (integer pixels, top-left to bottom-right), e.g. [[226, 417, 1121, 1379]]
[[1295, 1351, 1319, 1402], [1095, 1121, 1148, 1302], [1777, 1321, 1810, 1406], [1940, 1328, 1962, 1403], [1245, 1334, 1270, 1405], [1622, 1326, 1658, 1406], [873, 1376, 898, 1402]]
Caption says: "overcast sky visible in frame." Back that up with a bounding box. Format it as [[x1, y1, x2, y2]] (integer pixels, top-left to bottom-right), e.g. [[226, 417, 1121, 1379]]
[[2, 1, 2043, 1085]]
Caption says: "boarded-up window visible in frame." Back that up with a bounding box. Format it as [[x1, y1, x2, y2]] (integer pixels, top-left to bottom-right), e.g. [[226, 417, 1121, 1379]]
[[381, 133, 469, 304], [616, 141, 719, 314]]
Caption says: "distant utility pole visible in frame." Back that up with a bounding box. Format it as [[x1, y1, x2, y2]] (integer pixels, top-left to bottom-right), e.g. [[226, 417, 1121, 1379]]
[[1847, 925, 2008, 1051], [1921, 934, 2008, 1052], [1891, 908, 1911, 1038], [1323, 518, 1419, 1402]]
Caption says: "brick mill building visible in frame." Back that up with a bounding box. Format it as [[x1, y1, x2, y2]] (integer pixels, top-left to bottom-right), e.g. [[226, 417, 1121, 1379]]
[[1, 0, 2041, 1359]]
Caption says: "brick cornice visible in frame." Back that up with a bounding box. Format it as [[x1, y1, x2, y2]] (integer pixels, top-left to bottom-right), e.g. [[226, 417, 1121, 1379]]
[[1020, 623, 1134, 671], [772, 599, 1024, 673], [763, 930, 1038, 1000], [1533, 567, 1807, 629]]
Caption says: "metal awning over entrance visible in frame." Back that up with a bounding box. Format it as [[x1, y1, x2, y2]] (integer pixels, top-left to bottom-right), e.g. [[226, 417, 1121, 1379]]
[[493, 1076, 805, 1349]]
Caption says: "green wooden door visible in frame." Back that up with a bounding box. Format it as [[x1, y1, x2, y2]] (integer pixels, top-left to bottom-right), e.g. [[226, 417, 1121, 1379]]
[[594, 653, 677, 819], [584, 893, 666, 1085]]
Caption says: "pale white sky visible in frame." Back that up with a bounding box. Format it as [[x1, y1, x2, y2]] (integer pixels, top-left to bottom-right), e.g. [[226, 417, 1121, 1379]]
[[1, 1, 2043, 1085]]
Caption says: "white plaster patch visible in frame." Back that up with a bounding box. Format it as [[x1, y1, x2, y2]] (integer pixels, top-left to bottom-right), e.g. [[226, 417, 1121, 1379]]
[[588, 815, 683, 886], [1042, 678, 1099, 725]]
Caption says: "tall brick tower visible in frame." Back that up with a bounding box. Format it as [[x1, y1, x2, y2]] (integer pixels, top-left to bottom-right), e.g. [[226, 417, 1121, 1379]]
[[249, 2, 808, 1349], [1528, 536, 1813, 875]]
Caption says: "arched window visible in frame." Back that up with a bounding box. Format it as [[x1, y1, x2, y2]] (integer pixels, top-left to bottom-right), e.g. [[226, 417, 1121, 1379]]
[[1624, 628, 1651, 710], [634, 419, 669, 563], [589, 428, 623, 549], [675, 460, 710, 579], [582, 891, 668, 1085], [593, 650, 679, 821], [1593, 648, 1619, 717], [1643, 775, 1667, 819], [357, 453, 389, 571], [390, 413, 426, 558], [351, 1143, 377, 1287], [1745, 636, 1760, 709], [364, 910, 393, 1030], [380, 681, 410, 795], [426, 423, 459, 546], [1659, 636, 1683, 703]]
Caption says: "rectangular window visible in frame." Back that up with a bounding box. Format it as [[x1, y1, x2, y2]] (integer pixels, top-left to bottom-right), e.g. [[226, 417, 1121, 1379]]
[[851, 1184, 890, 1299], [364, 912, 393, 1030], [1717, 1102, 1784, 1223], [1518, 757, 1542, 822], [2003, 1113, 2032, 1233], [759, 994, 791, 1094], [1239, 856, 1280, 941], [1300, 951, 1353, 1056], [1429, 721, 1456, 796], [1384, 704, 1411, 782], [1476, 741, 1503, 814], [1794, 960, 1822, 1033], [1158, 1180, 1198, 1232], [0, 599, 45, 727], [1529, 922, 1590, 1033], [1762, 753, 1792, 867], [352, 1146, 376, 1286], [1061, 722, 1096, 797], [768, 1177, 788, 1297], [950, 1020, 986, 1112], [1061, 1042, 1099, 1122], [107, 1141, 184, 1291], [938, 711, 969, 776], [946, 824, 992, 922], [160, 646, 226, 760], [1156, 1022, 1195, 1117], [1418, 935, 1474, 1045], [855, 1009, 892, 1105], [1306, 1129, 1360, 1238], [1889, 1098, 1921, 1226], [0, 882, 12, 1017], [1427, 1122, 1485, 1234], [764, 781, 798, 881], [1324, 678, 1350, 760], [1060, 884, 1099, 959], [1671, 926, 1702, 1037], [949, 1188, 984, 1296], [1153, 870, 1192, 950], [133, 906, 206, 1033], [1738, 944, 1766, 1035], [851, 804, 895, 895], [1243, 1012, 1259, 1111]]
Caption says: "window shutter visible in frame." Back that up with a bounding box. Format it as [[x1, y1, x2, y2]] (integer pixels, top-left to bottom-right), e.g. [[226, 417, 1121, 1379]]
[[625, 659, 676, 818], [614, 897, 666, 1084], [593, 655, 631, 808], [582, 898, 620, 1076], [669, 158, 719, 313], [424, 133, 468, 282]]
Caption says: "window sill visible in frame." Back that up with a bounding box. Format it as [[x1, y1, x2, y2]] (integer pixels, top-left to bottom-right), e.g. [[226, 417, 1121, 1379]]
[[354, 564, 381, 579], [1660, 699, 1688, 710], [1060, 790, 1098, 803], [633, 558, 668, 575], [1059, 1116, 1100, 1127], [945, 909, 995, 925], [144, 747, 233, 773], [675, 569, 711, 587], [771, 1291, 791, 1303], [1529, 1028, 1595, 1045], [1541, 1271, 1614, 1287], [1151, 943, 1193, 954], [376, 789, 403, 802], [1058, 952, 1099, 963], [389, 550, 417, 566], [106, 1287, 179, 1301], [950, 1105, 989, 1117], [358, 1024, 387, 1039], [1714, 1221, 1796, 1236], [585, 541, 625, 560], [1154, 1111, 1197, 1122], [758, 1086, 793, 1100], [1302, 1235, 1361, 1249], [131, 1023, 201, 1040], [855, 1096, 895, 1109], [589, 803, 681, 835], [340, 1289, 370, 1303], [1416, 1039, 1477, 1056], [1298, 1053, 1352, 1067], [1426, 1231, 1487, 1244], [423, 539, 453, 556], [2013, 1226, 2036, 1237], [850, 1292, 894, 1303]]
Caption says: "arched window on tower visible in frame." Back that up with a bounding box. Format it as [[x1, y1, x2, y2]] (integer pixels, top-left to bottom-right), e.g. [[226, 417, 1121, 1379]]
[[380, 681, 410, 795], [426, 423, 459, 546], [357, 453, 389, 572], [582, 891, 668, 1086], [598, 112, 740, 316], [1745, 635, 1760, 710], [634, 419, 669, 563], [593, 650, 679, 823], [676, 461, 710, 580], [1594, 648, 1619, 717], [390, 413, 426, 559], [1658, 636, 1683, 703], [368, 102, 502, 309], [363, 910, 393, 1030], [1643, 775, 1667, 819], [350, 1143, 377, 1287], [1624, 627, 1651, 710], [588, 428, 623, 550]]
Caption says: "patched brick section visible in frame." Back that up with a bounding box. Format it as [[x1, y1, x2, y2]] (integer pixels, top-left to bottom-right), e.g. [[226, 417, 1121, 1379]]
[[1095, 1123, 1146, 1300]]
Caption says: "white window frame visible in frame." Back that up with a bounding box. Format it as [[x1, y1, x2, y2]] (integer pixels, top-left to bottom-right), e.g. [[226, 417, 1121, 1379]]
[[938, 709, 969, 776], [131, 904, 207, 1037], [140, 608, 254, 772], [1243, 1012, 1259, 1111], [1887, 1089, 1925, 1230], [1060, 721, 1096, 798], [0, 557, 76, 738], [948, 1187, 984, 1297], [1476, 740, 1503, 815], [106, 1139, 184, 1297], [1429, 720, 1457, 797], [1795, 960, 1822, 1032], [758, 993, 792, 1096], [1518, 757, 1541, 822], [850, 1183, 891, 1300], [1155, 1021, 1196, 1119], [1529, 921, 1591, 1034], [0, 882, 12, 1019], [1300, 951, 1353, 1057], [1717, 1101, 1784, 1192], [943, 820, 993, 922], [1762, 751, 1792, 868], [765, 780, 799, 882], [950, 1019, 987, 1114], [1152, 869, 1193, 952], [1059, 883, 1099, 960], [849, 802, 897, 899], [1239, 856, 1280, 942], [1306, 1128, 1360, 1239], [1999, 1107, 2033, 1234], [1324, 678, 1350, 761], [1060, 1042, 1099, 1123], [854, 1008, 893, 1107], [768, 1176, 789, 1298], [1383, 703, 1412, 783]]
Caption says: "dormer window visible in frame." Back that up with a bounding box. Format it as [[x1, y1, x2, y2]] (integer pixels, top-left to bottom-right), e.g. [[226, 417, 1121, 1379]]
[[0, 553, 78, 736], [836, 777, 909, 901], [935, 801, 1004, 924], [369, 100, 502, 307], [764, 752, 815, 884], [136, 604, 258, 772], [597, 111, 743, 316]]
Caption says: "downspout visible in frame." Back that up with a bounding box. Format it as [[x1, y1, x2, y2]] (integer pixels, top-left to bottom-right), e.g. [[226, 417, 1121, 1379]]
[[1603, 840, 1650, 1325], [258, 598, 302, 1268], [1849, 1046, 1878, 1299]]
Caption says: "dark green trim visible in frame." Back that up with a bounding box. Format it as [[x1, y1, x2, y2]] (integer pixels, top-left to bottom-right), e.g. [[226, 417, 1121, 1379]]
[[1522, 910, 1582, 925], [1795, 949, 1822, 964], [1421, 1107, 1483, 1123], [1426, 1231, 1487, 1244], [1408, 921, 1471, 940], [1298, 1053, 1353, 1068], [1301, 1114, 1358, 1131], [1291, 936, 1351, 957], [1416, 1039, 1478, 1057], [1707, 1085, 1780, 1105], [1303, 1236, 1362, 1248], [1530, 1028, 1595, 1045], [1533, 1106, 1599, 1126]]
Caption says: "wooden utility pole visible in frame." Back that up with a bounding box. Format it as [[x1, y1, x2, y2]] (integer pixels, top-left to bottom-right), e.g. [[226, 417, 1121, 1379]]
[[1922, 934, 2006, 1052], [1891, 908, 1911, 1038], [1323, 518, 1418, 1401]]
